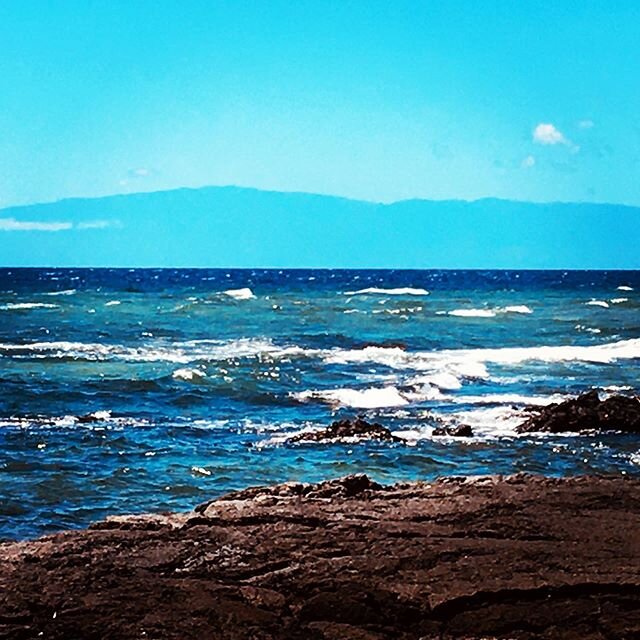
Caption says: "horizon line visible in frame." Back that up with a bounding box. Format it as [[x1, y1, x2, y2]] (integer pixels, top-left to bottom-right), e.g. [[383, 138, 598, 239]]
[[1, 266, 639, 272]]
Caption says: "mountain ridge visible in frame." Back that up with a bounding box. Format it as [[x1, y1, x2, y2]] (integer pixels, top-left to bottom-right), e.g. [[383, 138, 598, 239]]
[[1, 185, 637, 269], [2, 185, 640, 214]]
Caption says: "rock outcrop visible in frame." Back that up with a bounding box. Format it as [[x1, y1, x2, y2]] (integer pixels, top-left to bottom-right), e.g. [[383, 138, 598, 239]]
[[288, 417, 404, 443], [1, 474, 640, 639], [432, 424, 473, 437], [517, 390, 640, 433]]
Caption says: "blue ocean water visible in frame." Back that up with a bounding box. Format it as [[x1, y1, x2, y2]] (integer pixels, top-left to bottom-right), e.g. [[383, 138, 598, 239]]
[[1, 268, 639, 540]]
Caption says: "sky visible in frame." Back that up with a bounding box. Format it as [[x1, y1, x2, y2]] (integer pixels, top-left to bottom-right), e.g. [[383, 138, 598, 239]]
[[1, 0, 640, 210]]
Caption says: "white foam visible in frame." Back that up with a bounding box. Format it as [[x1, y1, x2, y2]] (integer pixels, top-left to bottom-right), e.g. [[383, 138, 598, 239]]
[[602, 385, 633, 392], [89, 410, 112, 421], [223, 287, 255, 300], [447, 305, 532, 318], [294, 386, 410, 408], [172, 367, 206, 381], [105, 300, 121, 306], [617, 286, 634, 291], [322, 338, 640, 372], [389, 404, 537, 441], [586, 300, 609, 308], [44, 289, 76, 296], [575, 324, 601, 334], [401, 385, 446, 402], [449, 393, 567, 406], [0, 302, 58, 310], [445, 406, 529, 437], [0, 337, 304, 365], [410, 372, 462, 390], [378, 306, 422, 315], [503, 305, 533, 314], [191, 466, 212, 476], [344, 287, 429, 296], [448, 308, 496, 318], [610, 298, 629, 304]]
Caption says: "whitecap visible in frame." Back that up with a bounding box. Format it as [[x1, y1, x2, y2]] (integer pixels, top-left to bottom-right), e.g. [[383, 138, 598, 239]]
[[610, 298, 629, 304], [344, 287, 429, 296], [602, 385, 633, 392], [0, 302, 58, 310], [87, 410, 112, 421], [0, 337, 306, 365], [447, 309, 497, 318], [172, 367, 206, 381], [617, 286, 634, 291], [449, 393, 567, 406], [322, 338, 640, 372], [447, 305, 532, 318], [443, 406, 529, 437], [105, 300, 121, 306], [44, 289, 76, 296], [408, 372, 462, 390], [293, 386, 410, 408], [191, 466, 212, 476], [586, 300, 609, 308], [575, 325, 601, 334], [223, 287, 255, 300], [503, 305, 533, 314]]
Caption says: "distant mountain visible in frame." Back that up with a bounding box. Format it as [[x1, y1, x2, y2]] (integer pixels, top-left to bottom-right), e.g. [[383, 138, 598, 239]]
[[0, 186, 638, 268]]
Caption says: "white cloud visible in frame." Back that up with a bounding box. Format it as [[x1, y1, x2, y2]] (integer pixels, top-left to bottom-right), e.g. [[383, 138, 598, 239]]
[[0, 218, 118, 232], [533, 123, 567, 145], [0, 218, 72, 232], [578, 119, 594, 129], [77, 220, 115, 230], [521, 155, 536, 168], [127, 167, 154, 178]]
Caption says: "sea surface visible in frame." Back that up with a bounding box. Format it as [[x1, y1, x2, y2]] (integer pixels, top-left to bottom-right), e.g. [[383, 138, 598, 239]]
[[1, 268, 639, 540]]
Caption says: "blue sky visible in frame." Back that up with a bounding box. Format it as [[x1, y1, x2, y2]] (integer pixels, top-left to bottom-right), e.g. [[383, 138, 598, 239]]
[[1, 1, 639, 209]]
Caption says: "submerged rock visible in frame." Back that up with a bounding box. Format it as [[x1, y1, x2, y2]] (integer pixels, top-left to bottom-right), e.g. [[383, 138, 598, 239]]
[[432, 424, 473, 437], [517, 390, 640, 433], [288, 417, 404, 443]]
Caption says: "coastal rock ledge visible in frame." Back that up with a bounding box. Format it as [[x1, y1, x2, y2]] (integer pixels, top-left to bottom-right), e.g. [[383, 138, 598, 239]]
[[1, 474, 640, 639]]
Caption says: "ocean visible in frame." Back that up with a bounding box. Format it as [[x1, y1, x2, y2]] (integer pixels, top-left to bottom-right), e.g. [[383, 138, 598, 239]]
[[1, 268, 639, 540]]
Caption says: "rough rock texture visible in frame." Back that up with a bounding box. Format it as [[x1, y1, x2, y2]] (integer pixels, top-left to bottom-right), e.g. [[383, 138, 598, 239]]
[[288, 417, 404, 443], [1, 474, 640, 639], [517, 390, 640, 433], [432, 424, 473, 437]]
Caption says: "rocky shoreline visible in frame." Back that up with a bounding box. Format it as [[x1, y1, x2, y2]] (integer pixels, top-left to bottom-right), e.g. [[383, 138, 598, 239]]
[[1, 473, 640, 639]]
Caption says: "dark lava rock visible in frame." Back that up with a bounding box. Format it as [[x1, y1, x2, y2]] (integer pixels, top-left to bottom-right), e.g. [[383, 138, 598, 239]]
[[432, 424, 473, 437], [2, 474, 640, 639], [288, 417, 404, 443], [517, 390, 640, 434], [360, 340, 407, 350], [76, 413, 101, 424]]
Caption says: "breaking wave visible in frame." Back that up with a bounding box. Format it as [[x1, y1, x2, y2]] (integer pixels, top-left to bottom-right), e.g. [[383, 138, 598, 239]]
[[344, 287, 429, 296], [322, 338, 640, 370], [44, 289, 76, 296], [444, 305, 533, 318], [223, 287, 255, 300], [0, 302, 59, 311]]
